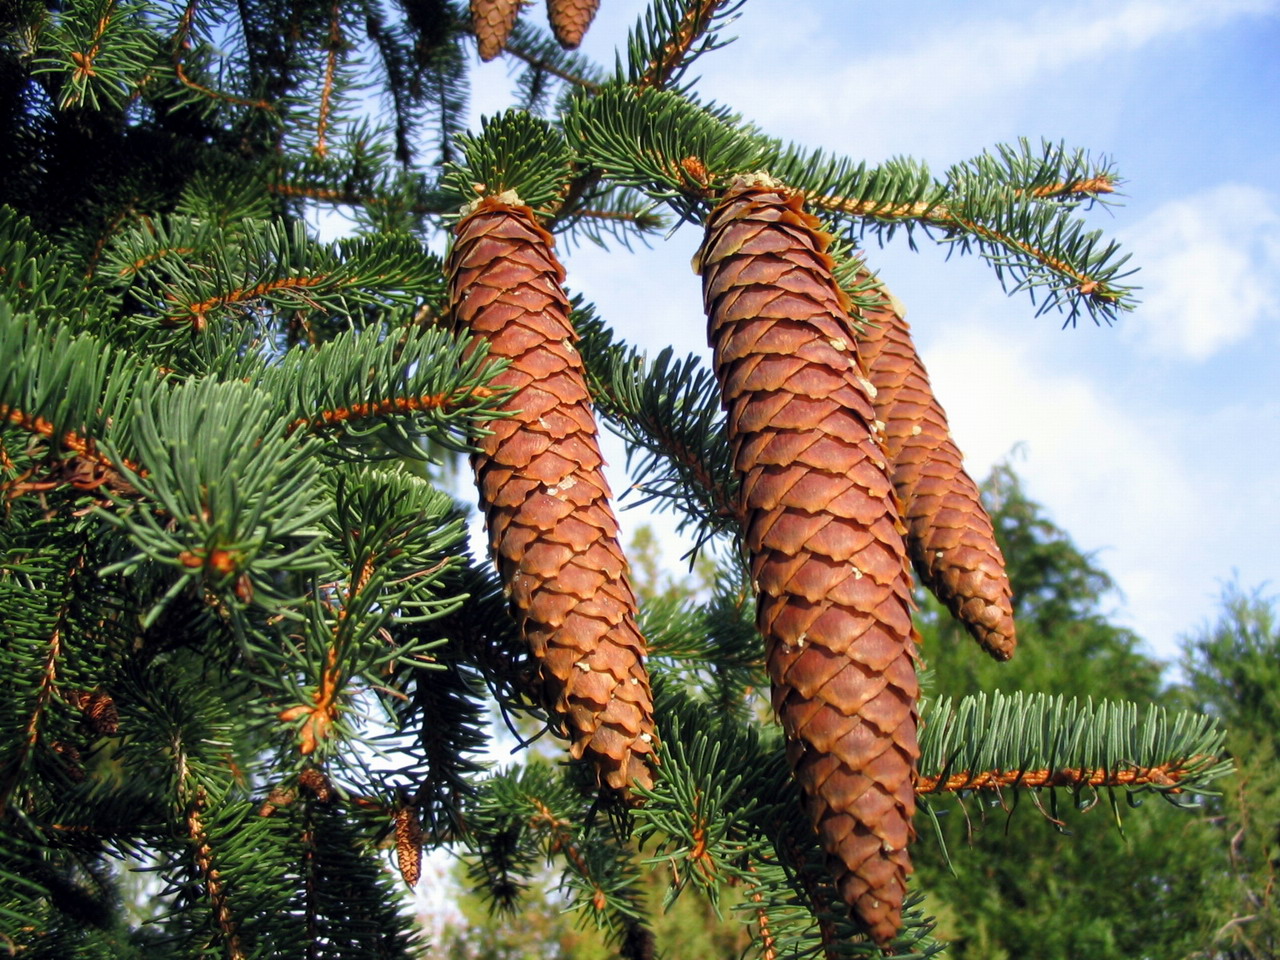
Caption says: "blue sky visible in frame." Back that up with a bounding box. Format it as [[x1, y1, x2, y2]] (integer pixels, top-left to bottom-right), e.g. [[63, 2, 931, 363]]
[[462, 0, 1280, 668]]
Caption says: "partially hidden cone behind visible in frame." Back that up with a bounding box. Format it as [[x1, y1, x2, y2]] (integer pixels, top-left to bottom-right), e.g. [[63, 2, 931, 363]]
[[854, 283, 1016, 661], [446, 195, 657, 798], [695, 175, 920, 946]]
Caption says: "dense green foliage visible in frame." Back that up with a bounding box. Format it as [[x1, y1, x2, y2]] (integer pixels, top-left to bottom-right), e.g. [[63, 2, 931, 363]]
[[0, 0, 1244, 956]]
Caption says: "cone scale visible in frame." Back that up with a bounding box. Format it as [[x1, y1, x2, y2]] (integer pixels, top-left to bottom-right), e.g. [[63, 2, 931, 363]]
[[855, 286, 1017, 660], [695, 176, 919, 945], [446, 196, 657, 797]]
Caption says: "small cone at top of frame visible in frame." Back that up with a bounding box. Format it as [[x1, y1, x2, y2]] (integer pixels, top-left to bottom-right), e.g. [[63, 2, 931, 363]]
[[472, 0, 602, 60]]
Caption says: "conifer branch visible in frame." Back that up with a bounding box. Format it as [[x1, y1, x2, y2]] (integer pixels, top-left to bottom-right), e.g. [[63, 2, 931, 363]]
[[172, 0, 276, 112], [572, 301, 741, 548], [629, 0, 744, 90], [917, 692, 1230, 807], [284, 386, 497, 437], [169, 273, 333, 329], [502, 34, 602, 93], [0, 405, 143, 492], [85, 203, 140, 281], [186, 788, 247, 960], [314, 0, 345, 159], [0, 569, 76, 807], [916, 759, 1211, 795], [809, 192, 1125, 308]]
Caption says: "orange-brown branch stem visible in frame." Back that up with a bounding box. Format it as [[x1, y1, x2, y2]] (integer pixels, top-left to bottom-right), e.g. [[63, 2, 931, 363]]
[[636, 0, 731, 89], [284, 386, 495, 437], [173, 0, 276, 112], [169, 273, 331, 327], [187, 789, 246, 960], [916, 760, 1207, 794], [314, 0, 343, 158], [810, 194, 1120, 301]]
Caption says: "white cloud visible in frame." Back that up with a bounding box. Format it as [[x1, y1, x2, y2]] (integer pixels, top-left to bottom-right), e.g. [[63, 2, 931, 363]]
[[1120, 184, 1280, 361], [919, 318, 1206, 658], [699, 0, 1280, 158]]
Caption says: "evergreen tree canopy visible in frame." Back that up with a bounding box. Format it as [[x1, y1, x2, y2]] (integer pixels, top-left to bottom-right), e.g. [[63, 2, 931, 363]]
[[0, 1, 1231, 956]]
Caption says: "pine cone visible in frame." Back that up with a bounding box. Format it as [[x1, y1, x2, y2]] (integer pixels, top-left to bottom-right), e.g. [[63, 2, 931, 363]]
[[855, 283, 1016, 660], [546, 0, 599, 49], [472, 0, 521, 61], [695, 175, 919, 945], [446, 195, 658, 798], [395, 804, 423, 887]]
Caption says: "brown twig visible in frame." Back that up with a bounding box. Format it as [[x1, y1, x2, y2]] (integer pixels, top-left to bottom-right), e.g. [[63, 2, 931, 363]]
[[173, 0, 276, 112], [167, 273, 331, 329], [187, 788, 246, 960], [84, 201, 139, 280], [284, 386, 495, 437], [314, 0, 344, 158], [68, 0, 117, 84], [744, 863, 778, 960], [0, 406, 145, 497], [1026, 175, 1117, 199], [635, 0, 731, 90], [915, 759, 1208, 795], [501, 40, 601, 93], [809, 192, 1121, 302]]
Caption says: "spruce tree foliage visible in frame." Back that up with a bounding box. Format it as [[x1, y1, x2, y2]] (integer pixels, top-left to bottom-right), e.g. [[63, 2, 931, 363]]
[[0, 1, 1227, 957], [1179, 585, 1280, 959]]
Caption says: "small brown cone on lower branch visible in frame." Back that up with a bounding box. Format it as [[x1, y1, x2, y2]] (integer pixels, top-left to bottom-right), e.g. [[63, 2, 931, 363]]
[[395, 804, 423, 887], [695, 175, 919, 946], [472, 0, 521, 61], [854, 282, 1017, 661], [446, 195, 657, 799], [547, 0, 599, 48]]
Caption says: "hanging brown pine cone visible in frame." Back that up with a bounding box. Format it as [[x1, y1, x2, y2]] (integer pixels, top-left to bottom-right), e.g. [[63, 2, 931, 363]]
[[694, 174, 919, 946], [446, 193, 658, 799], [394, 804, 423, 887], [854, 282, 1017, 660], [472, 0, 522, 61], [547, 0, 599, 49]]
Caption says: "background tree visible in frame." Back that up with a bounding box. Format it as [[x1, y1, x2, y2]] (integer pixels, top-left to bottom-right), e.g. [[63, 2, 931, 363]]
[[1180, 586, 1280, 959], [0, 1, 1233, 957]]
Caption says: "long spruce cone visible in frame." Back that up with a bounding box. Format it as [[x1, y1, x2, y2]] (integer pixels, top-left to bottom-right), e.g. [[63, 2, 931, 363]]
[[446, 194, 657, 797], [695, 175, 919, 945], [472, 0, 521, 61], [547, 0, 599, 48], [855, 284, 1016, 660]]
